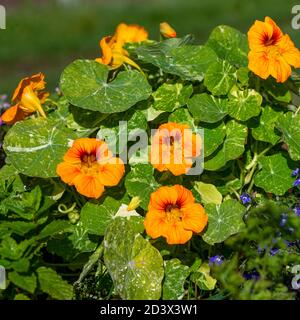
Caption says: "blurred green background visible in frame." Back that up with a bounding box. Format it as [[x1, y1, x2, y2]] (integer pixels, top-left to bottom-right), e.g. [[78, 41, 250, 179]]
[[0, 0, 299, 96]]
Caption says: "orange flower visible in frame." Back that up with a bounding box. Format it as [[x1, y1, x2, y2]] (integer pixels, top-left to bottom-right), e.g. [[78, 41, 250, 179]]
[[115, 23, 148, 44], [95, 23, 148, 70], [1, 73, 49, 125], [144, 185, 208, 244], [150, 122, 202, 176], [57, 138, 125, 199], [160, 22, 177, 38], [248, 17, 300, 83]]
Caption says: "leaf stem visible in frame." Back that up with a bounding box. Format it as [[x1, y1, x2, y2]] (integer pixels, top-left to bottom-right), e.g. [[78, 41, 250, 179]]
[[294, 105, 300, 116]]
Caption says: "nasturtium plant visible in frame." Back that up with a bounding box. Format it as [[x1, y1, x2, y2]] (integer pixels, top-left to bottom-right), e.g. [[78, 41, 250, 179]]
[[1, 18, 300, 301]]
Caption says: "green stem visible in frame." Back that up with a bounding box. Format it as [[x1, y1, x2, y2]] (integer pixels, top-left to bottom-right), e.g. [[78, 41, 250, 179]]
[[294, 105, 300, 116], [58, 202, 77, 214], [230, 187, 240, 201], [247, 172, 256, 193], [246, 159, 257, 180], [257, 144, 275, 158]]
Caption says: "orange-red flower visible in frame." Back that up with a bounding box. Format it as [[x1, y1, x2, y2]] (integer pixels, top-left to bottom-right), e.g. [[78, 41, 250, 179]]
[[144, 185, 208, 244], [57, 138, 125, 199], [95, 23, 148, 70], [0, 73, 49, 125], [160, 22, 177, 38], [248, 17, 300, 83], [150, 122, 202, 176]]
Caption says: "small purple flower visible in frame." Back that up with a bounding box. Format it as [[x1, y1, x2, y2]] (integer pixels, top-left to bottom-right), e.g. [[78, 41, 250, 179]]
[[243, 270, 260, 281], [284, 240, 295, 248], [209, 255, 224, 266], [270, 248, 279, 256], [293, 206, 300, 216], [240, 192, 251, 205], [0, 94, 7, 101], [291, 168, 300, 177], [293, 178, 300, 187]]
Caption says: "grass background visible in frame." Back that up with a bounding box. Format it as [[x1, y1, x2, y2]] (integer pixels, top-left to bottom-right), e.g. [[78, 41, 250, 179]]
[[0, 0, 299, 96]]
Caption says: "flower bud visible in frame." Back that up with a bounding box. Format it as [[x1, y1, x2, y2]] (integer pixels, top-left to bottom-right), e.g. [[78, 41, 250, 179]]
[[160, 22, 177, 38]]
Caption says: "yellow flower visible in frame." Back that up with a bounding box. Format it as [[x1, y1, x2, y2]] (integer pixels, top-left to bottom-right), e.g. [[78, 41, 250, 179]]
[[95, 23, 148, 71]]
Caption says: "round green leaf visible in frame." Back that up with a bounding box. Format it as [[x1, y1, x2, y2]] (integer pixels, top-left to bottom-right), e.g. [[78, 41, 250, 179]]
[[251, 105, 282, 145], [204, 60, 236, 96], [227, 88, 262, 121], [163, 259, 190, 300], [203, 199, 246, 245], [277, 112, 300, 161], [190, 263, 216, 291], [153, 83, 192, 112], [264, 78, 292, 103], [169, 45, 218, 81], [206, 25, 248, 67], [188, 93, 228, 123], [125, 164, 160, 210], [168, 108, 195, 129], [80, 197, 120, 236], [60, 59, 152, 113], [104, 218, 164, 300], [205, 120, 247, 171], [3, 118, 76, 178], [136, 39, 218, 81], [201, 121, 226, 157], [254, 153, 296, 195], [193, 181, 223, 205], [97, 109, 148, 154]]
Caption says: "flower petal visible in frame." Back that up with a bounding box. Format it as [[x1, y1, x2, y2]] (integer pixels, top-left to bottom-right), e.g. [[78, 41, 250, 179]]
[[164, 221, 192, 244], [248, 51, 271, 80], [279, 35, 300, 68], [98, 157, 125, 186], [63, 138, 106, 164], [0, 104, 28, 125], [181, 203, 208, 233], [149, 186, 178, 211], [144, 209, 168, 239], [174, 184, 195, 208], [73, 174, 105, 199], [56, 162, 81, 185]]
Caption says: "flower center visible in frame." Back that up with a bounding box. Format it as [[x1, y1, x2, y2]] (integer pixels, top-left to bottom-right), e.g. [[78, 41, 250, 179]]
[[262, 31, 280, 46], [165, 204, 182, 222], [162, 131, 182, 147], [81, 153, 99, 174]]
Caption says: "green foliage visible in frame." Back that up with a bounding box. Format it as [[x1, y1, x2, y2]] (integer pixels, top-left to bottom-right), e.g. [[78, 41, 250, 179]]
[[202, 200, 246, 245], [60, 60, 152, 113], [1, 19, 300, 301], [104, 218, 164, 299]]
